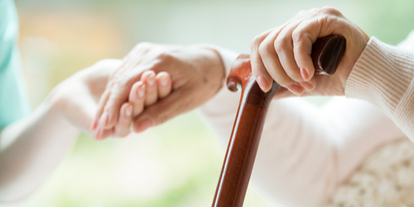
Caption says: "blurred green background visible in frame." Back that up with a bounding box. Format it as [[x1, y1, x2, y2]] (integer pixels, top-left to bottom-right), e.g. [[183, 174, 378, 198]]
[[6, 0, 414, 206]]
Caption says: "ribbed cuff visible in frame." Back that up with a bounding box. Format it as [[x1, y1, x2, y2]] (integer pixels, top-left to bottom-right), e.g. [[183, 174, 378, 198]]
[[345, 37, 414, 118], [393, 78, 414, 142]]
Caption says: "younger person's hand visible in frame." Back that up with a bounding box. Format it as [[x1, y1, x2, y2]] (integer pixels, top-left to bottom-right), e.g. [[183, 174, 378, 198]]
[[51, 59, 134, 138], [250, 7, 370, 98]]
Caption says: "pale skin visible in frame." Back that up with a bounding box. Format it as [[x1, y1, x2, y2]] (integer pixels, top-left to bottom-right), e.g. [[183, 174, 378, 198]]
[[0, 6, 372, 202], [251, 7, 370, 98], [91, 43, 225, 139], [0, 59, 172, 202], [91, 69, 173, 139], [94, 7, 370, 136]]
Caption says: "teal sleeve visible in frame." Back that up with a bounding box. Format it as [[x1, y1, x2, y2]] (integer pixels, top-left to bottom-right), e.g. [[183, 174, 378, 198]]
[[0, 0, 31, 129]]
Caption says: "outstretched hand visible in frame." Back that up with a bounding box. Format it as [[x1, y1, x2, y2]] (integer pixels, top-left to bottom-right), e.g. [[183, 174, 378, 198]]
[[90, 7, 367, 138], [51, 59, 132, 138]]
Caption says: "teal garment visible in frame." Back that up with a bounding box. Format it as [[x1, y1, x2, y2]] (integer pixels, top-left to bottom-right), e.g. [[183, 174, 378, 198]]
[[0, 0, 30, 129]]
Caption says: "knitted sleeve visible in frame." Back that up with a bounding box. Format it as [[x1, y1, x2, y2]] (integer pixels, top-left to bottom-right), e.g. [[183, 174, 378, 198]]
[[199, 44, 405, 206], [345, 35, 414, 142]]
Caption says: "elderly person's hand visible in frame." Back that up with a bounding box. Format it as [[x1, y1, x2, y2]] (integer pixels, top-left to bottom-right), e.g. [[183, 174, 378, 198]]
[[92, 43, 225, 138], [251, 7, 370, 98], [51, 59, 171, 139]]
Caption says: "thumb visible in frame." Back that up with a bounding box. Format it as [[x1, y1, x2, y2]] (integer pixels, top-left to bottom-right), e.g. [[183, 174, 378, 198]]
[[132, 90, 192, 133], [272, 87, 297, 100]]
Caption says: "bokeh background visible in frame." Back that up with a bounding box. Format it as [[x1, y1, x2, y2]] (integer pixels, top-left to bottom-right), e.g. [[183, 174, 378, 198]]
[[6, 0, 414, 206]]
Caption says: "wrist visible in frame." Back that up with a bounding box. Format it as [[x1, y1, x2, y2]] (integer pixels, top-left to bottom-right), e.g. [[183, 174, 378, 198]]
[[201, 46, 226, 85], [46, 81, 82, 132], [192, 44, 240, 87], [189, 46, 226, 96], [340, 29, 370, 96]]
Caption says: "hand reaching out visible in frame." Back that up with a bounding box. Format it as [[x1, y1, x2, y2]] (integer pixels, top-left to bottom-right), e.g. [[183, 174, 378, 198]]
[[51, 59, 130, 138], [90, 7, 369, 139], [91, 43, 225, 138], [250, 7, 370, 98]]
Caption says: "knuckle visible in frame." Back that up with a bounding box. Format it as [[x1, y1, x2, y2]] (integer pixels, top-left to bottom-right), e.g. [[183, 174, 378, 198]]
[[151, 52, 176, 71], [251, 35, 262, 51], [150, 60, 165, 72], [291, 28, 300, 39], [292, 45, 306, 63], [287, 69, 302, 82], [258, 43, 271, 57], [320, 6, 341, 16], [156, 51, 173, 62], [291, 30, 306, 44], [273, 38, 288, 54], [274, 75, 293, 87]]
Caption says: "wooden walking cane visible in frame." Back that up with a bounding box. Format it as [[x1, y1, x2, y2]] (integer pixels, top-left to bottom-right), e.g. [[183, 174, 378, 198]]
[[212, 35, 346, 207]]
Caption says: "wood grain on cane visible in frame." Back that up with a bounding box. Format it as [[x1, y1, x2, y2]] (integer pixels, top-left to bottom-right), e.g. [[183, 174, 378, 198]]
[[212, 35, 346, 207]]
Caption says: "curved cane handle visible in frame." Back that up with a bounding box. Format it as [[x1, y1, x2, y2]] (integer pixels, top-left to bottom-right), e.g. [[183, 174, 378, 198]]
[[212, 34, 346, 207], [227, 34, 346, 91]]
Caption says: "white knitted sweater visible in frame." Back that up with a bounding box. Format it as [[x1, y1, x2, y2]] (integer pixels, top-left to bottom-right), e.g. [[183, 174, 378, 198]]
[[200, 31, 414, 207], [326, 33, 414, 206], [326, 139, 414, 207]]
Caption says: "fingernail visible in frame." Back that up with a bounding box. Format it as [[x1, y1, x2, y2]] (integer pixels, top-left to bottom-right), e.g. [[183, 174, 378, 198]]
[[134, 118, 153, 133], [287, 83, 304, 95], [300, 67, 309, 81], [138, 85, 145, 98], [94, 127, 101, 140], [93, 132, 98, 140], [147, 74, 155, 86], [98, 125, 104, 139], [160, 75, 169, 86], [299, 81, 314, 91], [90, 117, 98, 130], [125, 105, 132, 117], [99, 112, 109, 127], [257, 75, 270, 92]]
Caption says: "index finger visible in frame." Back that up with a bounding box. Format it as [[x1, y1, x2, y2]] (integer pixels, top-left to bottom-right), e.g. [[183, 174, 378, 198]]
[[95, 65, 149, 131], [250, 29, 274, 92], [292, 8, 347, 80]]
